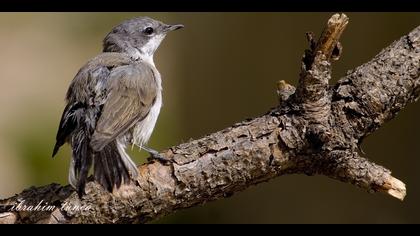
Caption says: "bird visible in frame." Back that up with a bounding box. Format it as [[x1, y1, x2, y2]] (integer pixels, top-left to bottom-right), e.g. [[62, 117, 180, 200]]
[[52, 17, 184, 197]]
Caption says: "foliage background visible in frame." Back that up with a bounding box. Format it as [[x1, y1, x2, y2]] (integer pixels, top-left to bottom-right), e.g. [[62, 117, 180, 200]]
[[0, 13, 419, 223]]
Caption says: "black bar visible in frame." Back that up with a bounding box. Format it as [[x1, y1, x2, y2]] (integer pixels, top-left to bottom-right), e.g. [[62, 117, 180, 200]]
[[1, 0, 420, 12]]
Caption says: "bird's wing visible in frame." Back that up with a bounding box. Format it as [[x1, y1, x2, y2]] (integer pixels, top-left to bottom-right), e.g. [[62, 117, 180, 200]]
[[52, 52, 133, 157], [90, 63, 158, 151], [52, 102, 85, 157]]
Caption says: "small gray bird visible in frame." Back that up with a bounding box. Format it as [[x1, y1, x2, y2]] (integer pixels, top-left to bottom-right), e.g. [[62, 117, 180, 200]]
[[52, 17, 184, 196]]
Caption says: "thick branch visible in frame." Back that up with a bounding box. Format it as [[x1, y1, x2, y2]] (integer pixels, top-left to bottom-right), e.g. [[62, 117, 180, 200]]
[[0, 15, 418, 224]]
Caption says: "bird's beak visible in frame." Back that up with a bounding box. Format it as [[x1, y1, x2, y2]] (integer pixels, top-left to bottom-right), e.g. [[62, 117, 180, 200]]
[[164, 24, 184, 33]]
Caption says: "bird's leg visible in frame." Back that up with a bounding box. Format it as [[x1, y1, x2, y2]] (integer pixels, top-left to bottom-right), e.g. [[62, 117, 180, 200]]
[[142, 146, 172, 163]]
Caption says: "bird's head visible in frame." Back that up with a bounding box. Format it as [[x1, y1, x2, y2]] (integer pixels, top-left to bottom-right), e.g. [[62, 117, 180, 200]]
[[103, 16, 184, 61]]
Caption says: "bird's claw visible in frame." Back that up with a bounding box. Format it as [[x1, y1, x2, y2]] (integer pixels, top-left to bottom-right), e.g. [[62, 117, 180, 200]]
[[143, 147, 173, 164], [147, 154, 172, 164]]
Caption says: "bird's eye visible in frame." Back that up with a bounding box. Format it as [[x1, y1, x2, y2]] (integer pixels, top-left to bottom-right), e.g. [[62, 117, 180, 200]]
[[143, 27, 154, 35]]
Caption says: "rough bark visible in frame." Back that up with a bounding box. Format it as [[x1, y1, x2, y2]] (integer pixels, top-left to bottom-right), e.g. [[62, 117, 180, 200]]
[[0, 14, 419, 224]]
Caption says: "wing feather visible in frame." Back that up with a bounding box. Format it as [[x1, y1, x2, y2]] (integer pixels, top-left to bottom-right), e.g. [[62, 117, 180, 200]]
[[90, 64, 157, 151], [52, 52, 133, 157]]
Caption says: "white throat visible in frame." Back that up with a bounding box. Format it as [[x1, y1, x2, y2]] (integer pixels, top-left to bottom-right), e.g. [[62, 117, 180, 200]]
[[137, 51, 155, 66], [137, 34, 166, 67]]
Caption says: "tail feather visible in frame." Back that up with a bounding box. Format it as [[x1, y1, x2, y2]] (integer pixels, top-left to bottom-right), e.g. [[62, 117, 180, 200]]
[[108, 146, 122, 188], [97, 143, 118, 191], [70, 138, 137, 196], [93, 154, 111, 192], [77, 144, 92, 197], [68, 158, 78, 189], [70, 130, 93, 197], [116, 142, 139, 180], [94, 151, 113, 192], [114, 148, 130, 186]]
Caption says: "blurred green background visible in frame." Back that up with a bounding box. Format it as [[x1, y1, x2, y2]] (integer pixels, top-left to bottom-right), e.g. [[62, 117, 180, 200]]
[[0, 13, 419, 223]]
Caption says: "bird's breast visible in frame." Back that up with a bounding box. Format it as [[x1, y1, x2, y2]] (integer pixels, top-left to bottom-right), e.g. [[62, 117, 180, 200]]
[[130, 91, 162, 147]]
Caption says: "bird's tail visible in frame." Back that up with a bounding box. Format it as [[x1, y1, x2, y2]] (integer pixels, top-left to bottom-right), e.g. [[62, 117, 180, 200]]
[[69, 137, 139, 196]]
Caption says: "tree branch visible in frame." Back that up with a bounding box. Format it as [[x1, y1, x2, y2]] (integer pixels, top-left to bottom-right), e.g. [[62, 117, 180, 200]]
[[1, 14, 419, 224]]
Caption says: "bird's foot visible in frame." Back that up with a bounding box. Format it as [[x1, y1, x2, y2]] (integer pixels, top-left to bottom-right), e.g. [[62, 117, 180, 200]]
[[143, 146, 173, 163]]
